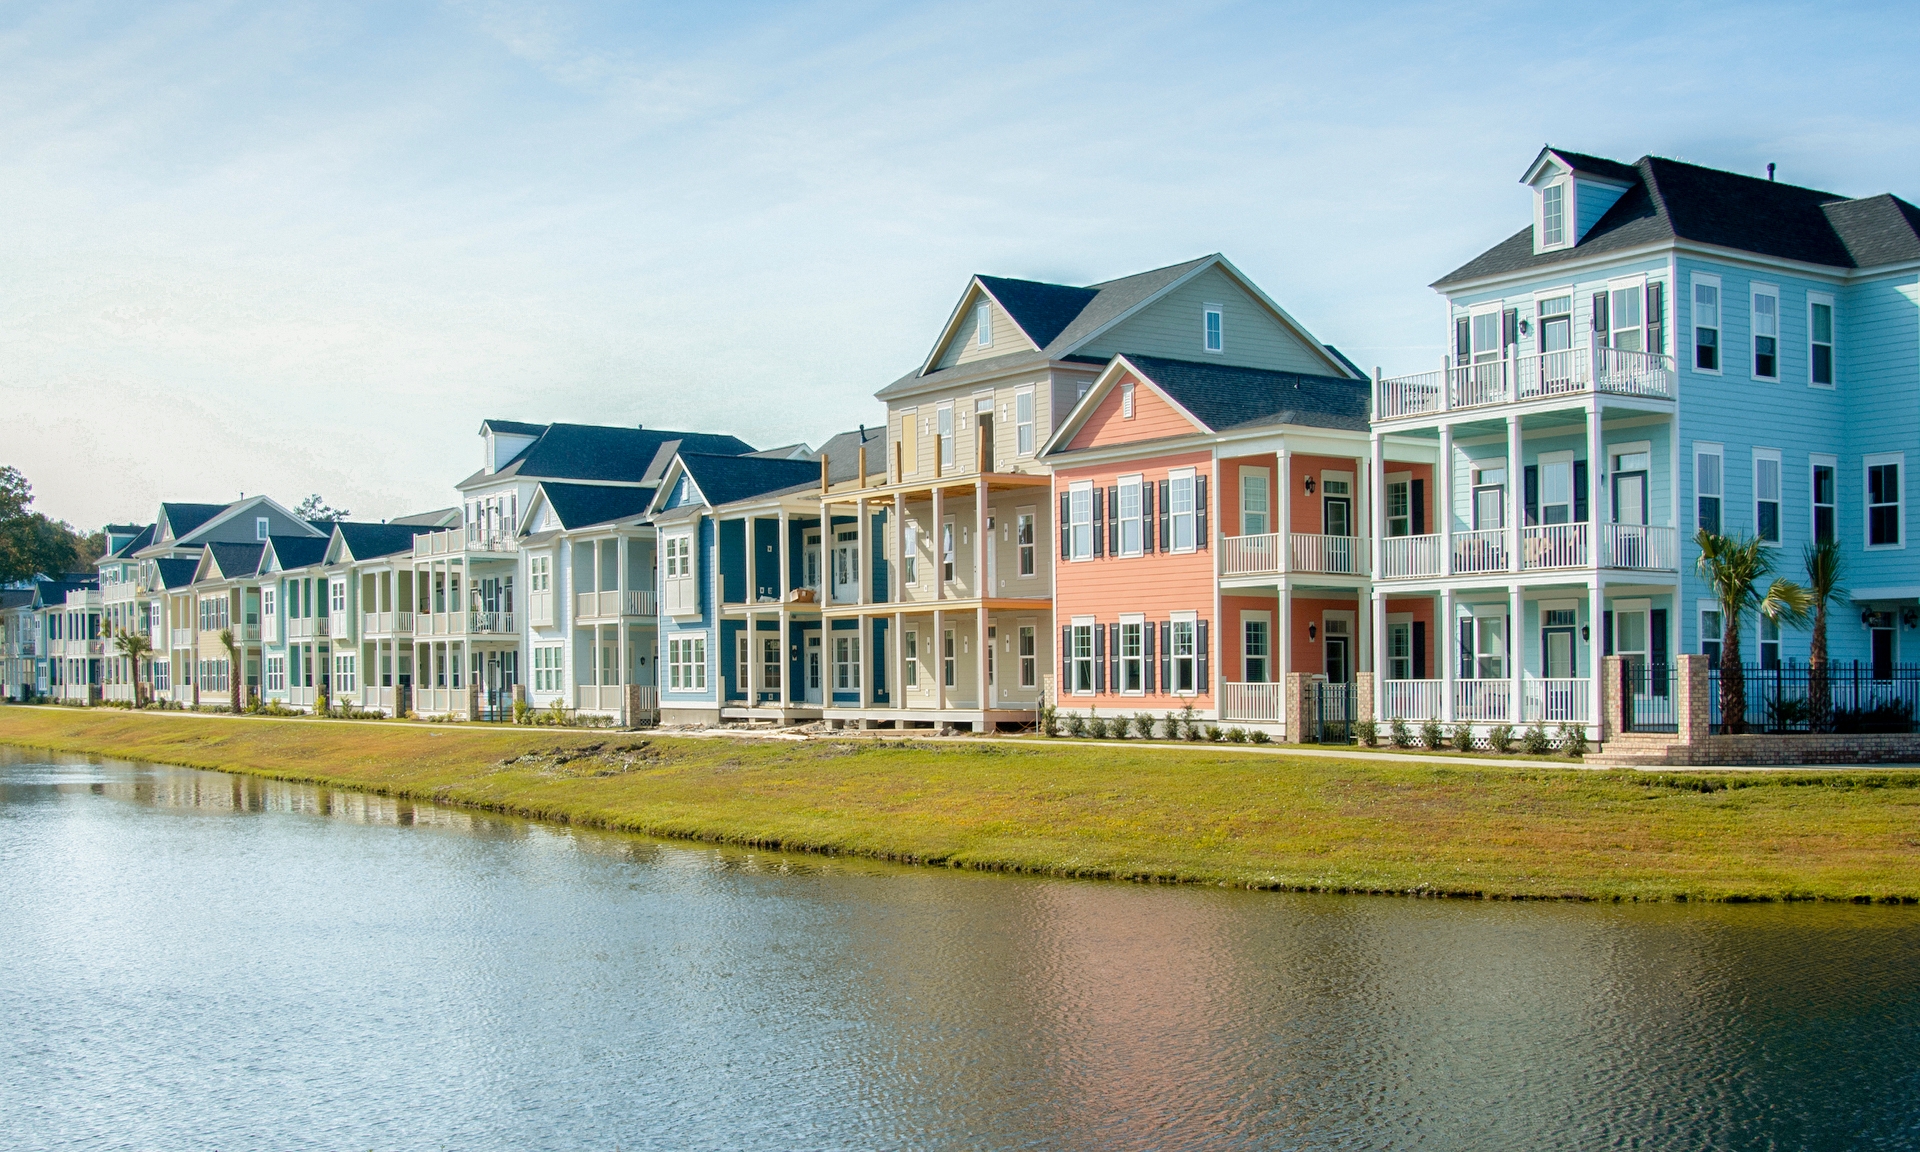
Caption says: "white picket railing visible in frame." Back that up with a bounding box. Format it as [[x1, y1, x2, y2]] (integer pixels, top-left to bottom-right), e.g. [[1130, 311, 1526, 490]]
[[469, 611, 515, 634], [360, 611, 416, 635], [1377, 348, 1676, 420], [1220, 681, 1282, 722], [1383, 679, 1442, 720], [1522, 523, 1588, 569], [1603, 525, 1677, 571], [1290, 533, 1366, 576], [1523, 677, 1591, 723], [1451, 529, 1509, 574], [1380, 534, 1443, 579], [1221, 533, 1285, 577], [170, 628, 193, 649], [1453, 678, 1512, 722]]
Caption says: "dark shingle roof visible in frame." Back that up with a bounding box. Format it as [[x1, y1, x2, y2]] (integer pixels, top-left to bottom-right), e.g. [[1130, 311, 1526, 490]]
[[1439, 152, 1920, 285], [107, 525, 155, 559], [460, 424, 754, 487], [538, 483, 659, 531], [266, 535, 328, 572], [334, 522, 433, 561], [152, 559, 200, 589], [814, 426, 888, 485], [206, 542, 265, 580], [976, 276, 1100, 349], [678, 454, 821, 508], [1119, 355, 1369, 435], [1536, 147, 1642, 185], [160, 502, 227, 540], [480, 419, 548, 436], [0, 589, 34, 610]]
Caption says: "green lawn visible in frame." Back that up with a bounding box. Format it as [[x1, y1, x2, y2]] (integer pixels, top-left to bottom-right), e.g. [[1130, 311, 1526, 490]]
[[3, 706, 1917, 902]]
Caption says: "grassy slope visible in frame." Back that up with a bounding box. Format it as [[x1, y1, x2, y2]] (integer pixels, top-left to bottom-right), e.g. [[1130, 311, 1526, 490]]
[[3, 708, 1917, 901]]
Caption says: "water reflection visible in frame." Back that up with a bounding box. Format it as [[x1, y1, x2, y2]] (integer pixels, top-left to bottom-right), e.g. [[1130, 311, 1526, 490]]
[[1, 748, 1916, 1151]]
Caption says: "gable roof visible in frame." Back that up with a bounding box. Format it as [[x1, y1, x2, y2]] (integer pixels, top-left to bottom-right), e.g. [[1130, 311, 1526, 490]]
[[813, 426, 889, 485], [157, 502, 227, 541], [332, 522, 434, 562], [480, 419, 547, 437], [1440, 150, 1920, 285], [534, 482, 660, 531], [203, 542, 265, 581], [263, 535, 328, 573], [1524, 145, 1641, 186], [664, 453, 821, 511], [151, 558, 201, 590], [975, 276, 1100, 348], [459, 424, 755, 488], [106, 524, 155, 560], [390, 507, 460, 527], [0, 589, 34, 611], [1044, 354, 1369, 456]]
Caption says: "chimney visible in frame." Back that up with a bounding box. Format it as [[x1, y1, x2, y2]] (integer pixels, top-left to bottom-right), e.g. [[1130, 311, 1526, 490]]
[[1767, 163, 1776, 182]]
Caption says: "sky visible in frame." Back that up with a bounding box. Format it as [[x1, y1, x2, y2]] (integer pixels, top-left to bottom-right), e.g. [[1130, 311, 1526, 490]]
[[5, 0, 1919, 530]]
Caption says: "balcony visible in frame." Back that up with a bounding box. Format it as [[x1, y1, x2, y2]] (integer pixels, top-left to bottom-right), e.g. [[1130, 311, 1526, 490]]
[[1452, 679, 1512, 722], [1380, 535, 1444, 579], [1602, 525, 1678, 571], [1219, 681, 1282, 723], [576, 589, 657, 620], [1220, 533, 1367, 578], [1522, 677, 1591, 723], [170, 628, 193, 649], [361, 611, 415, 636], [1522, 523, 1588, 569], [412, 528, 517, 558], [286, 617, 330, 639], [469, 610, 515, 634], [1451, 530, 1509, 575], [1376, 348, 1675, 421]]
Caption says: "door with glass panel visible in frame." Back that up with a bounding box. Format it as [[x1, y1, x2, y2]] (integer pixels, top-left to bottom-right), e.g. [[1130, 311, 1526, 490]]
[[804, 635, 822, 704], [1537, 295, 1574, 391], [1611, 449, 1650, 567], [1321, 473, 1354, 572], [1323, 617, 1351, 685]]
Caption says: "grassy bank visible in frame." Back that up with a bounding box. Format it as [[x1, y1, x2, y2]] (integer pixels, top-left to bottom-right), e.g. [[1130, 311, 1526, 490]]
[[3, 707, 1918, 902]]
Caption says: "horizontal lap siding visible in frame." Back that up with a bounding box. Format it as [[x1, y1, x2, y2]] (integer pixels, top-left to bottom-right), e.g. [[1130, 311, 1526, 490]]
[[933, 293, 1035, 371], [1288, 453, 1363, 535], [1068, 369, 1200, 450], [1077, 266, 1333, 374], [1221, 453, 1275, 537], [1289, 594, 1362, 679]]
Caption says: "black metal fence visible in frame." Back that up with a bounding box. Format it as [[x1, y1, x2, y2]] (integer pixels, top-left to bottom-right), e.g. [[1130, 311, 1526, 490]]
[[1620, 663, 1678, 733], [1709, 662, 1920, 735], [1313, 680, 1354, 744]]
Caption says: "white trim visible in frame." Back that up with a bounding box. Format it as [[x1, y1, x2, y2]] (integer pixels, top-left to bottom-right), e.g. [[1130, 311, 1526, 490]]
[[1690, 272, 1723, 376], [1697, 600, 1725, 658], [974, 300, 992, 348], [1807, 291, 1836, 389], [1753, 447, 1783, 546], [1202, 304, 1225, 354], [1749, 282, 1780, 382], [1809, 453, 1837, 545], [1865, 451, 1905, 551], [1694, 441, 1724, 534]]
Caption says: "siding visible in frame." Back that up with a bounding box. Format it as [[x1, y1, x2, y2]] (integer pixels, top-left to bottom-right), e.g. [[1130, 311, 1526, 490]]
[[1077, 266, 1333, 374], [1066, 370, 1200, 450], [890, 375, 1057, 479], [930, 290, 1036, 371]]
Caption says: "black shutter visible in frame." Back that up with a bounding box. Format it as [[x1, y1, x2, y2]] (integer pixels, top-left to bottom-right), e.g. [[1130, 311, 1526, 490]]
[[1196, 619, 1209, 693], [1195, 476, 1209, 549], [1502, 307, 1519, 350], [1108, 486, 1120, 557], [1094, 622, 1105, 693], [1454, 316, 1471, 364], [1092, 488, 1105, 558], [1650, 609, 1670, 697], [1143, 620, 1156, 693], [1604, 611, 1614, 656], [1411, 478, 1426, 535], [1412, 621, 1427, 680], [1573, 459, 1589, 523], [1158, 480, 1171, 553], [1459, 619, 1473, 679], [1061, 626, 1072, 692], [1142, 480, 1155, 553], [1523, 465, 1539, 526], [1647, 282, 1665, 354], [1592, 291, 1609, 343], [1059, 493, 1070, 558], [1109, 623, 1121, 693], [1160, 621, 1172, 690]]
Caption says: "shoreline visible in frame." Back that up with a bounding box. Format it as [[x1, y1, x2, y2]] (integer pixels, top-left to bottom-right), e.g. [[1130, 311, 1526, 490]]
[[3, 706, 1917, 904]]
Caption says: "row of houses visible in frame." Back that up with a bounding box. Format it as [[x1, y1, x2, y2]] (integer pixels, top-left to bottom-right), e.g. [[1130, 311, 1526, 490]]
[[5, 145, 1918, 737]]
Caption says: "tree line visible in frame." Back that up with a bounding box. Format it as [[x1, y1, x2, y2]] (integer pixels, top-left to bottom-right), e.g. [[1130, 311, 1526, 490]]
[[0, 466, 106, 584]]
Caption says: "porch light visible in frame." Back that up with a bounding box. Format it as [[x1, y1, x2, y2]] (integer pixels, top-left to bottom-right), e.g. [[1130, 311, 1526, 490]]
[[1304, 476, 1316, 495], [1307, 623, 1317, 641], [1581, 625, 1590, 641], [1905, 609, 1919, 630]]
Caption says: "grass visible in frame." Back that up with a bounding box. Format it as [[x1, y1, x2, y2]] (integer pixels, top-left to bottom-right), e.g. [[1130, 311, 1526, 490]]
[[3, 706, 1918, 903]]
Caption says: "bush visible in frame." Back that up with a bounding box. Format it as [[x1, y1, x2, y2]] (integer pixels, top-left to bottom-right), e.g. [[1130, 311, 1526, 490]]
[[1386, 718, 1409, 748], [1488, 723, 1515, 754], [1523, 719, 1552, 755], [1450, 723, 1476, 753], [1133, 712, 1157, 740], [1065, 712, 1087, 738], [1225, 726, 1247, 743], [1250, 729, 1272, 744], [1421, 720, 1446, 750], [1558, 722, 1589, 757], [1204, 725, 1224, 742], [1357, 718, 1380, 747], [1179, 703, 1200, 740], [1162, 712, 1183, 741]]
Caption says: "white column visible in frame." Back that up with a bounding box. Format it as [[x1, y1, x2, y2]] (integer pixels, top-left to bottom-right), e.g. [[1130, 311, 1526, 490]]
[[855, 500, 868, 607], [931, 486, 946, 601], [1588, 577, 1605, 730], [1509, 583, 1525, 725], [974, 478, 989, 600], [1588, 398, 1605, 565], [818, 496, 831, 602], [1506, 413, 1524, 574], [1277, 587, 1291, 723], [893, 609, 905, 711], [933, 608, 946, 711], [1438, 423, 1455, 576], [776, 510, 790, 603], [778, 610, 791, 711], [1371, 589, 1387, 718], [892, 493, 906, 604], [743, 517, 755, 606], [1276, 449, 1291, 561], [1368, 433, 1384, 577], [744, 610, 757, 709], [1440, 587, 1455, 723], [975, 604, 989, 714]]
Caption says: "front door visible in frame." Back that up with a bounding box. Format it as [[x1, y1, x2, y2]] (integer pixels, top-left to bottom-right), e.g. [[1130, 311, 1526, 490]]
[[804, 532, 821, 594], [976, 407, 995, 473], [805, 635, 823, 704], [831, 531, 857, 603], [1872, 626, 1895, 680], [1323, 617, 1351, 684]]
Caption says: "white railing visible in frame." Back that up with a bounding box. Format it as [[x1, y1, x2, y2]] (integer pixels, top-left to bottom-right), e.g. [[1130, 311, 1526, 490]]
[[1522, 523, 1588, 569], [286, 617, 331, 639], [1221, 533, 1284, 577], [412, 528, 517, 558], [1377, 348, 1676, 420], [574, 684, 657, 717], [575, 589, 657, 619], [1383, 679, 1443, 720], [360, 611, 416, 635], [625, 589, 656, 617], [1290, 533, 1365, 576], [1220, 682, 1281, 722], [1523, 677, 1591, 723], [1451, 529, 1509, 574], [469, 611, 514, 634], [1603, 525, 1678, 571], [1453, 678, 1512, 722], [412, 687, 466, 716], [1380, 534, 1443, 579], [171, 628, 193, 648]]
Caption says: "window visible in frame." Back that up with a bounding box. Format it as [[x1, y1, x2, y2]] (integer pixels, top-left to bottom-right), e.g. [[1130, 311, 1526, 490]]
[[1693, 276, 1720, 372], [903, 523, 919, 585], [1539, 452, 1573, 525], [1387, 621, 1412, 681], [736, 633, 750, 692], [667, 635, 707, 691], [664, 535, 690, 577], [1203, 306, 1223, 353], [1695, 444, 1724, 534], [1121, 382, 1135, 419], [1015, 390, 1034, 457], [975, 300, 992, 346], [1607, 283, 1645, 351], [330, 580, 346, 614], [1472, 614, 1505, 679], [1242, 614, 1270, 683], [1867, 454, 1903, 548], [529, 556, 550, 592], [262, 588, 275, 619], [533, 645, 562, 692], [1018, 625, 1036, 687], [334, 653, 356, 694], [1809, 294, 1835, 387], [1537, 294, 1573, 357], [1016, 510, 1035, 576], [1811, 456, 1836, 543], [943, 628, 956, 688], [941, 519, 956, 582], [1472, 463, 1506, 531], [1171, 618, 1197, 693], [1241, 468, 1271, 536], [1118, 619, 1145, 693], [256, 517, 269, 541], [1117, 479, 1143, 557], [1385, 476, 1410, 537], [1068, 484, 1093, 560], [938, 405, 954, 471], [904, 630, 919, 687], [1540, 183, 1566, 247], [1700, 606, 1723, 664], [1751, 286, 1779, 379], [1760, 617, 1781, 669], [1070, 622, 1094, 694], [1169, 472, 1196, 551], [762, 637, 782, 691], [1754, 449, 1781, 543], [265, 656, 285, 693]]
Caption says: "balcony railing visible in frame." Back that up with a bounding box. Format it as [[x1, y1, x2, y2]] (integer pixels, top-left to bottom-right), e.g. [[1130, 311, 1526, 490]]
[[1453, 678, 1512, 722], [171, 628, 193, 649], [1522, 523, 1588, 569], [1382, 679, 1443, 720], [1451, 529, 1509, 575], [1602, 525, 1678, 571], [412, 687, 467, 717], [1377, 348, 1676, 420], [286, 617, 330, 639], [469, 610, 515, 634], [1380, 534, 1443, 579], [361, 611, 415, 636], [1523, 677, 1591, 723], [413, 528, 518, 558], [1221, 533, 1284, 577], [1219, 681, 1282, 723], [1220, 533, 1365, 578], [576, 589, 659, 620]]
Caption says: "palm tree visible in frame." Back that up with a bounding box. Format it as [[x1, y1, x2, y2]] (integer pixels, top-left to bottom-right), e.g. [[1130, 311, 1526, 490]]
[[109, 623, 154, 708], [1804, 539, 1847, 730], [1694, 530, 1812, 733], [219, 627, 244, 713]]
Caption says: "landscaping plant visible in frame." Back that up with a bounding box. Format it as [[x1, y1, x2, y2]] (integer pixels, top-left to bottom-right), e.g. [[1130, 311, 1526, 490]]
[[1695, 529, 1811, 734], [1132, 713, 1157, 740], [1523, 719, 1552, 756], [1488, 723, 1514, 754], [1449, 723, 1475, 753], [1558, 721, 1589, 758], [1803, 537, 1846, 731], [1420, 720, 1445, 750], [1386, 718, 1409, 748], [1357, 718, 1380, 747]]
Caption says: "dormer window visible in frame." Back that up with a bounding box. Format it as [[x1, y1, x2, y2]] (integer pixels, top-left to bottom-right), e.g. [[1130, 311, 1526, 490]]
[[975, 301, 992, 347], [1540, 183, 1567, 248], [1203, 306, 1224, 353], [256, 517, 269, 540]]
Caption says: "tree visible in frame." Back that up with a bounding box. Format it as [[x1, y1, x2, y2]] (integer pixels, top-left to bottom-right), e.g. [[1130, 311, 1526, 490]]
[[110, 622, 154, 708], [1694, 530, 1812, 734], [219, 627, 245, 713], [1804, 539, 1847, 731], [0, 466, 101, 583], [294, 495, 350, 525]]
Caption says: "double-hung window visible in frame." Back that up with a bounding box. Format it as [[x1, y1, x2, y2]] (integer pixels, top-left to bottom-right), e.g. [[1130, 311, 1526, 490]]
[[1695, 444, 1724, 534], [533, 645, 561, 692], [1242, 614, 1270, 683], [1754, 449, 1782, 543], [330, 580, 346, 615], [1117, 478, 1144, 557], [1607, 283, 1645, 351], [1387, 620, 1412, 681], [1068, 484, 1093, 560], [1018, 625, 1036, 687], [974, 301, 992, 347], [941, 519, 956, 582], [903, 523, 919, 586], [943, 629, 956, 687], [1751, 285, 1779, 380], [1241, 468, 1270, 536], [1693, 275, 1721, 372], [1539, 183, 1566, 247], [834, 634, 860, 690], [1385, 476, 1410, 537], [1070, 621, 1094, 694], [265, 656, 285, 693], [1170, 618, 1197, 693], [904, 630, 919, 687], [938, 405, 955, 471], [1760, 618, 1781, 669], [1168, 472, 1197, 551], [256, 517, 269, 541], [1119, 619, 1144, 693], [1867, 454, 1903, 548], [1016, 510, 1035, 576], [1699, 605, 1724, 664], [1811, 456, 1837, 543], [1203, 306, 1223, 353], [1809, 294, 1835, 387], [1015, 389, 1034, 456], [667, 635, 707, 691]]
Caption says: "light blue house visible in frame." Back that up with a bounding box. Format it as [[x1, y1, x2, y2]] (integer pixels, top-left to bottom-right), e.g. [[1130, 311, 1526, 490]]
[[1369, 147, 1919, 733]]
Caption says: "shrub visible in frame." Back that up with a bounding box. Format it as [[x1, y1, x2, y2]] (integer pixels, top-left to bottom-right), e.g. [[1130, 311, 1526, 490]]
[[1558, 722, 1589, 757], [1387, 718, 1410, 748], [1421, 720, 1446, 750], [1523, 719, 1552, 756], [1488, 723, 1515, 754], [1450, 723, 1476, 753], [1356, 718, 1380, 747], [1250, 729, 1272, 744], [1162, 712, 1183, 741], [1204, 725, 1224, 742], [1225, 726, 1247, 743], [1065, 712, 1087, 738], [1179, 703, 1199, 740], [1037, 703, 1059, 737], [1133, 712, 1157, 740]]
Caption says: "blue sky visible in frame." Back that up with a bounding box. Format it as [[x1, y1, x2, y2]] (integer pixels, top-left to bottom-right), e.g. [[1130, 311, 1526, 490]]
[[6, 0, 1919, 527]]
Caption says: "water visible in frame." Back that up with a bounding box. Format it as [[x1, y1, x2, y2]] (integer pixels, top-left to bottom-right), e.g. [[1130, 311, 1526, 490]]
[[2, 750, 1918, 1151]]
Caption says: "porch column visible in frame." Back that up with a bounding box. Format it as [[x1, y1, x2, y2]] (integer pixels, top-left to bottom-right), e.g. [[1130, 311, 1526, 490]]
[[1371, 589, 1387, 719], [892, 492, 906, 603], [1276, 450, 1291, 566], [818, 495, 832, 601], [858, 614, 872, 709], [976, 604, 989, 714], [745, 610, 758, 708], [893, 609, 906, 710], [1589, 578, 1605, 731], [777, 510, 791, 604], [743, 518, 755, 606], [933, 608, 946, 711], [778, 611, 791, 710], [1438, 423, 1455, 576], [1440, 586, 1455, 723], [1508, 584, 1525, 725], [1369, 431, 1385, 578], [855, 501, 868, 607], [931, 486, 946, 601], [1506, 413, 1524, 575], [975, 477, 989, 599], [1587, 399, 1606, 564], [1277, 586, 1291, 730]]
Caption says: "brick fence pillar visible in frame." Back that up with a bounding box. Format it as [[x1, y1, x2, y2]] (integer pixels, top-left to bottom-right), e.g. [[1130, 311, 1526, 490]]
[[1286, 672, 1312, 743], [1677, 653, 1711, 745], [1355, 671, 1375, 724], [1601, 655, 1625, 741]]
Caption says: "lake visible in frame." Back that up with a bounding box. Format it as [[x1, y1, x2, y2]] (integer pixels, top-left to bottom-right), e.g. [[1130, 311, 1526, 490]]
[[2, 748, 1917, 1150]]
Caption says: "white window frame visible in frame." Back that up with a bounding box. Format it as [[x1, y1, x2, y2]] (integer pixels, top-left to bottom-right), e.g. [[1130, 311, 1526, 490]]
[[256, 516, 269, 541], [1603, 275, 1648, 352], [941, 517, 956, 583], [1810, 454, 1837, 544], [1014, 388, 1034, 457], [1241, 467, 1272, 537], [1242, 610, 1272, 684], [1121, 381, 1135, 419], [1808, 292, 1836, 388], [1117, 477, 1144, 557], [1760, 615, 1782, 669], [1119, 613, 1146, 695], [904, 629, 919, 688], [1203, 305, 1224, 353], [1069, 616, 1095, 695], [1067, 482, 1093, 561], [330, 580, 346, 614], [1384, 471, 1410, 538], [1168, 469, 1197, 552], [903, 522, 919, 586], [667, 634, 708, 692], [1016, 507, 1036, 577], [1538, 451, 1575, 526], [1865, 452, 1904, 550], [1469, 604, 1506, 680], [1169, 610, 1198, 695], [938, 404, 955, 471], [1537, 180, 1569, 250], [1750, 283, 1780, 381], [1691, 273, 1722, 375], [264, 655, 285, 693], [1753, 448, 1782, 545], [1018, 622, 1037, 688], [974, 300, 992, 347], [943, 628, 956, 688], [1698, 600, 1724, 663], [833, 632, 861, 691], [1386, 613, 1413, 682], [261, 588, 275, 619], [1694, 442, 1724, 534]]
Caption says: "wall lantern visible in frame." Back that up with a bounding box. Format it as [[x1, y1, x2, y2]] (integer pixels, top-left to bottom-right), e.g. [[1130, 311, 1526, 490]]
[[1581, 625, 1590, 642], [1304, 476, 1316, 495], [1519, 317, 1533, 337], [1307, 623, 1318, 641], [1905, 608, 1919, 630]]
